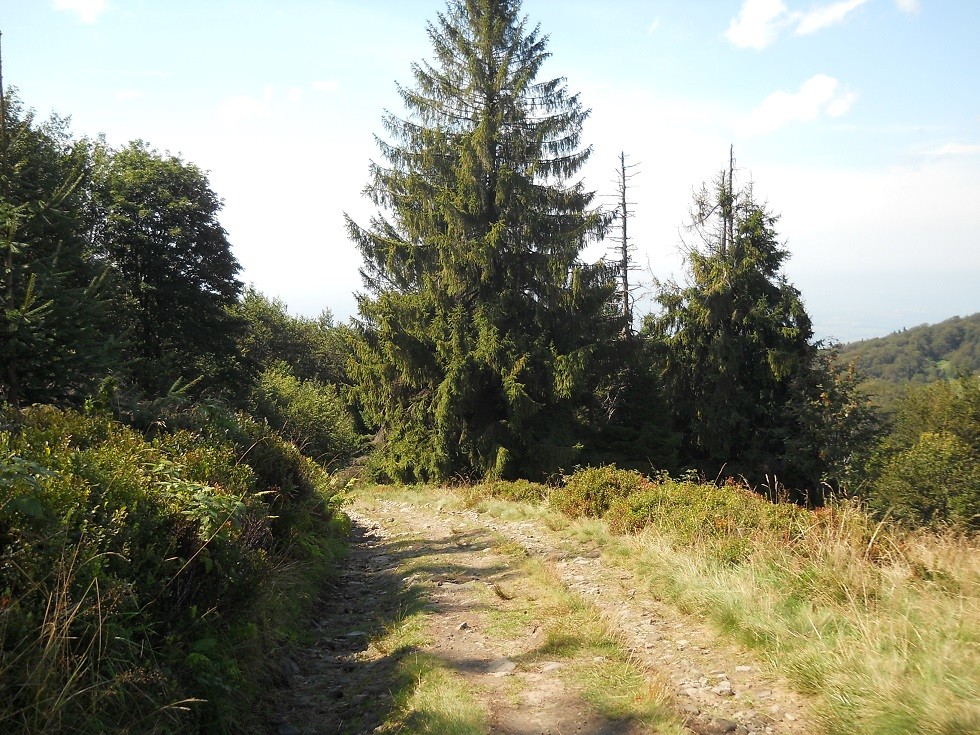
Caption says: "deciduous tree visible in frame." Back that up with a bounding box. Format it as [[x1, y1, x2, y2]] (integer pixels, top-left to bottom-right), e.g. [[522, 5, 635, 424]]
[[91, 141, 243, 396]]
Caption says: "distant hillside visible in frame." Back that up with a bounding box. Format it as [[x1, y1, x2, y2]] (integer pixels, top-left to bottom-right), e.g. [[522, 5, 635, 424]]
[[836, 313, 979, 383]]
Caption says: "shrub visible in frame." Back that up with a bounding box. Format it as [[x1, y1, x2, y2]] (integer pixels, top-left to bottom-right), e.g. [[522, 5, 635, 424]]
[[0, 404, 346, 734], [251, 362, 362, 467], [606, 477, 810, 563], [550, 466, 647, 518], [479, 478, 550, 503], [872, 431, 980, 529]]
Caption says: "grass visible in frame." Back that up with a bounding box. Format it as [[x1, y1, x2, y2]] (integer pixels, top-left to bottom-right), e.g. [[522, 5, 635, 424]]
[[375, 659, 487, 735], [368, 588, 489, 735], [480, 536, 684, 733], [463, 471, 980, 735], [607, 509, 980, 734]]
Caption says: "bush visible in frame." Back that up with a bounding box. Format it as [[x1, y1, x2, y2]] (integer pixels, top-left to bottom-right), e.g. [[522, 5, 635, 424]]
[[606, 477, 810, 563], [478, 479, 550, 503], [872, 431, 980, 529], [550, 466, 648, 518], [0, 404, 347, 734], [251, 362, 363, 467]]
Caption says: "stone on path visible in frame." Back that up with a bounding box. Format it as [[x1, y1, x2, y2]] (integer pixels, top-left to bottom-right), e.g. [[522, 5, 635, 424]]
[[487, 658, 517, 676]]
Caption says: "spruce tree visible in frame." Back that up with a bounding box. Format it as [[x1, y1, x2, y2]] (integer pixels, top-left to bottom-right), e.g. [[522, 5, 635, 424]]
[[0, 89, 119, 406], [347, 0, 616, 482], [650, 166, 815, 487]]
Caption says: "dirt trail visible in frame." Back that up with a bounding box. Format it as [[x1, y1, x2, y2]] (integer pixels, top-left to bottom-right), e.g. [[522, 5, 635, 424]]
[[259, 489, 816, 735]]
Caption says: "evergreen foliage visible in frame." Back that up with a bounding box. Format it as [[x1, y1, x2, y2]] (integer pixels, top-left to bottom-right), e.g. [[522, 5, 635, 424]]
[[579, 335, 679, 472], [0, 92, 120, 405], [649, 177, 816, 486], [348, 0, 617, 482]]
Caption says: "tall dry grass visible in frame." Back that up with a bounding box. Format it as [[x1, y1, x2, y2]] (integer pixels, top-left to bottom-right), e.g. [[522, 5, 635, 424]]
[[611, 494, 980, 735], [465, 471, 979, 734]]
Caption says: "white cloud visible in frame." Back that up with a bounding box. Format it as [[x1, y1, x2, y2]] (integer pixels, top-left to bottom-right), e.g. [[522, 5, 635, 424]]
[[922, 143, 980, 157], [648, 18, 661, 33], [215, 86, 274, 125], [894, 0, 920, 13], [726, 0, 870, 48], [286, 87, 304, 103], [116, 89, 143, 102], [740, 74, 857, 135], [827, 90, 858, 117], [313, 80, 339, 93], [795, 0, 869, 35], [725, 0, 788, 50], [53, 0, 108, 23]]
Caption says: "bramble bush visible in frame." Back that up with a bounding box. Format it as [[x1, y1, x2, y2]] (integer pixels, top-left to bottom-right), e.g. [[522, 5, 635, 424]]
[[250, 362, 363, 468]]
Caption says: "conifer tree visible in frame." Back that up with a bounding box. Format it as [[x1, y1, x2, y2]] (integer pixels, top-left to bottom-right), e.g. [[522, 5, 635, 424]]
[[0, 87, 118, 405], [651, 165, 815, 486], [347, 0, 616, 481]]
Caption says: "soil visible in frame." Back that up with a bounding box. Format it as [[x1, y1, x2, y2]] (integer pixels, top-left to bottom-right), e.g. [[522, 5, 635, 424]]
[[256, 490, 816, 735]]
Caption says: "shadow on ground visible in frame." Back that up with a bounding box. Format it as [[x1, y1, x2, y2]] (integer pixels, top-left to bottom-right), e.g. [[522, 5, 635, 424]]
[[254, 511, 658, 735]]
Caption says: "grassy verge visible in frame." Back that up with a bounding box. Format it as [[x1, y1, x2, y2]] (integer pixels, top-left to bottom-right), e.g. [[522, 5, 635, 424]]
[[464, 471, 980, 735]]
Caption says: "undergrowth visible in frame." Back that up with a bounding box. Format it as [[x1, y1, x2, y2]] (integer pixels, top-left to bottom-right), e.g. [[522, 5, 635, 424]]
[[0, 404, 348, 734]]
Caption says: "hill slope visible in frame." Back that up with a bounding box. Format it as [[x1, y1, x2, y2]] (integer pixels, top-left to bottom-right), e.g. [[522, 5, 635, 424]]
[[837, 312, 979, 383]]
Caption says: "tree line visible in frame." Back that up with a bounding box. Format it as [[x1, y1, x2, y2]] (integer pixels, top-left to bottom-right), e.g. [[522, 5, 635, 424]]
[[343, 0, 880, 501], [2, 0, 977, 525], [0, 83, 361, 465], [838, 313, 980, 385]]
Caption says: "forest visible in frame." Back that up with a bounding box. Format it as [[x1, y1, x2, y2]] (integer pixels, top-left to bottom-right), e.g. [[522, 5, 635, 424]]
[[838, 312, 980, 383], [1, 1, 977, 733]]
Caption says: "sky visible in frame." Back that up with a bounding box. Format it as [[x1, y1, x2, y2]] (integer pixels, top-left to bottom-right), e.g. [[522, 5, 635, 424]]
[[2, 0, 978, 343]]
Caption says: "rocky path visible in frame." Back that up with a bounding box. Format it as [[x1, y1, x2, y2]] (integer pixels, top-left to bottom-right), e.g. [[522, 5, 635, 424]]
[[258, 489, 816, 735], [465, 510, 814, 735]]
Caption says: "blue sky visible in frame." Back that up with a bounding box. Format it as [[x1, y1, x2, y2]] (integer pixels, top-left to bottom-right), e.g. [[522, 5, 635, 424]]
[[2, 0, 978, 342]]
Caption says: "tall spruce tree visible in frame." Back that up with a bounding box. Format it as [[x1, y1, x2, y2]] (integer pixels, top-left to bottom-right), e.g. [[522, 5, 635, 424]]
[[650, 166, 815, 487], [347, 0, 616, 482]]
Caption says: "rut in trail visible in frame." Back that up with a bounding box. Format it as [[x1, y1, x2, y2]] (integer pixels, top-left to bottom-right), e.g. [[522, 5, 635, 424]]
[[258, 490, 816, 735]]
